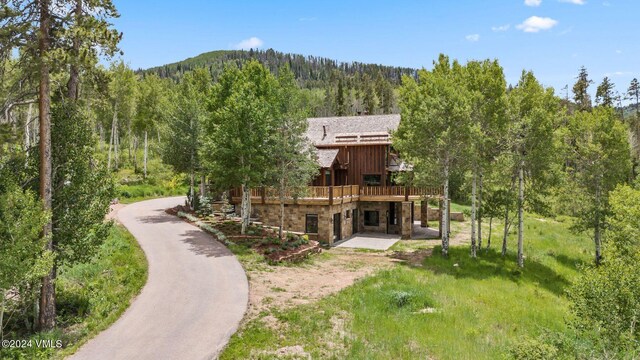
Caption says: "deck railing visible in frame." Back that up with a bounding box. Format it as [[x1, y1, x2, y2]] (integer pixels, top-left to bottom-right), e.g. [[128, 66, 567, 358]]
[[229, 185, 441, 203]]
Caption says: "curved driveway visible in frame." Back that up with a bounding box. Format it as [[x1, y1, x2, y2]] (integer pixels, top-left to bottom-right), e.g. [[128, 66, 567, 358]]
[[70, 197, 248, 360]]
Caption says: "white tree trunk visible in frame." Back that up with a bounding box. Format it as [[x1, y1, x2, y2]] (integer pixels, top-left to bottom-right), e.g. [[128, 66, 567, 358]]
[[517, 160, 525, 268], [594, 183, 602, 265], [471, 172, 477, 258], [24, 103, 33, 152], [200, 175, 206, 197], [133, 135, 138, 172], [189, 172, 195, 210], [442, 162, 450, 257], [143, 130, 148, 179], [107, 105, 117, 170], [241, 183, 251, 234], [114, 125, 119, 169], [502, 205, 509, 256], [478, 172, 483, 249]]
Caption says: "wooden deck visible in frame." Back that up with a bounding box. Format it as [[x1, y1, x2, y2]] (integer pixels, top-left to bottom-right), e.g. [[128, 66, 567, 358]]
[[229, 185, 442, 205]]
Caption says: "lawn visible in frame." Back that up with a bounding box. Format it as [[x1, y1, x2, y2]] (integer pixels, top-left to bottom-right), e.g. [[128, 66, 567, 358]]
[[220, 208, 591, 359], [1, 225, 148, 359]]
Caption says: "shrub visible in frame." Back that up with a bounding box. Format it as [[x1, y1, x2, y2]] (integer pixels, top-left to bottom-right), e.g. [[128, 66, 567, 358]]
[[509, 338, 558, 360], [388, 290, 413, 308]]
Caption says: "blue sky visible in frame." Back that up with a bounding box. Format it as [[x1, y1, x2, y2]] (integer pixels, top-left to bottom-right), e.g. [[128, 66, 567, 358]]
[[112, 0, 638, 100]]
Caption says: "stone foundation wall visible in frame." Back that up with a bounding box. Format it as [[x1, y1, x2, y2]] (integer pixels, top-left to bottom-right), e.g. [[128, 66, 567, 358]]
[[358, 202, 389, 233], [251, 202, 357, 245]]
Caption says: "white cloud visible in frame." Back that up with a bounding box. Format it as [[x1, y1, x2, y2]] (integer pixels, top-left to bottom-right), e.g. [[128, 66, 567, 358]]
[[492, 24, 510, 32], [525, 0, 542, 6], [516, 16, 559, 32], [605, 71, 632, 77], [465, 34, 480, 42], [616, 49, 622, 54], [233, 37, 264, 50], [560, 0, 586, 4]]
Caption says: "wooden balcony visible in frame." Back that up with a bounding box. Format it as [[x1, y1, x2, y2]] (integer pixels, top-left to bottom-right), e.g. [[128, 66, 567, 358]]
[[229, 185, 442, 205]]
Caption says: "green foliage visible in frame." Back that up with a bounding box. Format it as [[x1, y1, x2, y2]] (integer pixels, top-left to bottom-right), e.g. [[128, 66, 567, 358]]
[[202, 60, 279, 189], [51, 101, 115, 266], [572, 66, 593, 112], [509, 337, 559, 360], [161, 68, 211, 177], [564, 185, 640, 358], [560, 107, 631, 253], [0, 225, 147, 359], [395, 54, 472, 185], [0, 179, 52, 291]]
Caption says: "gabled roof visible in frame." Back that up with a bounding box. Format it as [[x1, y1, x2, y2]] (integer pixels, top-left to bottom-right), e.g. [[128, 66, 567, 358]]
[[316, 148, 339, 168], [306, 114, 400, 146]]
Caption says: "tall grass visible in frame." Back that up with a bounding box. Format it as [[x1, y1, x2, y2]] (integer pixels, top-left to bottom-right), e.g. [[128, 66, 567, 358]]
[[1, 225, 148, 359], [221, 210, 590, 359]]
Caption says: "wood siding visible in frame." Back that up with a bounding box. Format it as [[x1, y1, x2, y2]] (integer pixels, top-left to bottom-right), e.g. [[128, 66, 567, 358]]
[[312, 144, 390, 186]]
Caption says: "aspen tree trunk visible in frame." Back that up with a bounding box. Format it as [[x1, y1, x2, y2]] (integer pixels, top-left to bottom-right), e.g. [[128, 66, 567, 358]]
[[38, 0, 55, 331], [99, 123, 104, 152], [107, 104, 117, 170], [132, 135, 138, 172], [594, 184, 602, 265], [1, 288, 5, 340], [25, 103, 33, 151], [478, 172, 483, 249], [517, 160, 525, 268], [200, 175, 206, 197], [115, 125, 120, 169], [241, 183, 250, 234], [143, 130, 148, 179], [471, 172, 477, 258], [502, 205, 509, 256], [189, 172, 195, 210], [279, 174, 286, 241], [487, 217, 493, 248], [442, 161, 450, 257]]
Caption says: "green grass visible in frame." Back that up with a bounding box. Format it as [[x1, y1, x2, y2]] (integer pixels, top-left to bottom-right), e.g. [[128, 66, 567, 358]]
[[220, 208, 591, 360], [1, 225, 148, 359]]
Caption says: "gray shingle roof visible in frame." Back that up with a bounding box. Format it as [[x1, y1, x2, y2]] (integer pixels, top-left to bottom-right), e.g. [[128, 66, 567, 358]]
[[306, 114, 400, 146], [316, 148, 339, 168]]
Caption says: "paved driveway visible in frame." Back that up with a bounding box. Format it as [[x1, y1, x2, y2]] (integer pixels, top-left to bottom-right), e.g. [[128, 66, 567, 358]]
[[70, 197, 248, 360], [335, 232, 401, 250]]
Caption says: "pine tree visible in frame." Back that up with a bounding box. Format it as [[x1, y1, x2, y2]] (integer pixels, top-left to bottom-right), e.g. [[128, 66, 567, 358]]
[[572, 66, 593, 112], [595, 77, 615, 108], [628, 78, 640, 116]]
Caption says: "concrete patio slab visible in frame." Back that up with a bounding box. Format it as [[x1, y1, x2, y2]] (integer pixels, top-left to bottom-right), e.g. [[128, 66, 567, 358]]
[[335, 232, 400, 250]]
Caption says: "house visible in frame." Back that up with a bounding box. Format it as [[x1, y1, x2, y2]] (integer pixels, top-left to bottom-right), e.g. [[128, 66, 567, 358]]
[[229, 114, 448, 245]]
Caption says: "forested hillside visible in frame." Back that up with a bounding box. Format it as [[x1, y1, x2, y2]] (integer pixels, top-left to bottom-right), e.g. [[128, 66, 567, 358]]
[[143, 49, 416, 116]]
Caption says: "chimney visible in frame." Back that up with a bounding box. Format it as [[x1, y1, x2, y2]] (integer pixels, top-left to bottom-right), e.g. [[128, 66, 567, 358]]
[[322, 125, 327, 140]]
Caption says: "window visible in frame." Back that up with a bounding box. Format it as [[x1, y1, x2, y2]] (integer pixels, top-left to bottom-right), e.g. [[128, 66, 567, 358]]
[[325, 170, 332, 186], [363, 174, 382, 186], [364, 211, 379, 226], [305, 214, 319, 234], [345, 209, 351, 219]]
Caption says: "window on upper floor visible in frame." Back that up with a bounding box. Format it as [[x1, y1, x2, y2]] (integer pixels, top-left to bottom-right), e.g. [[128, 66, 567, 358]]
[[363, 174, 382, 186]]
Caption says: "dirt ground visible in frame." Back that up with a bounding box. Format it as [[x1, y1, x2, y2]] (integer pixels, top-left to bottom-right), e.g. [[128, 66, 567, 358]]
[[244, 248, 400, 321], [106, 203, 126, 222]]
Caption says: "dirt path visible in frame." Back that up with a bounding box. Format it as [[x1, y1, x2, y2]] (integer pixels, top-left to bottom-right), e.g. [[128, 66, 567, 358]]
[[245, 248, 398, 321]]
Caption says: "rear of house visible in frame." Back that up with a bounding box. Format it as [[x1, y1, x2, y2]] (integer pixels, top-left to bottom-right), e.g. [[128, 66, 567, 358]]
[[230, 114, 447, 245]]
